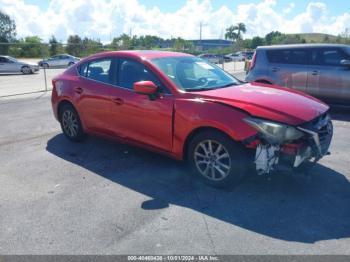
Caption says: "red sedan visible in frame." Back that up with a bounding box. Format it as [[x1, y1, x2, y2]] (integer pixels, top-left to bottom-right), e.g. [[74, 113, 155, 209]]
[[51, 51, 333, 187]]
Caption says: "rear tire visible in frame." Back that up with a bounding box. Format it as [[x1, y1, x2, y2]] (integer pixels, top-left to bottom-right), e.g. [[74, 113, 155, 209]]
[[187, 130, 248, 188], [42, 63, 49, 69], [59, 104, 86, 142]]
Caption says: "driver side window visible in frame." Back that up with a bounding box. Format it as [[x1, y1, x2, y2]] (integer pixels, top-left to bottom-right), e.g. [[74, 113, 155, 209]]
[[117, 58, 171, 94]]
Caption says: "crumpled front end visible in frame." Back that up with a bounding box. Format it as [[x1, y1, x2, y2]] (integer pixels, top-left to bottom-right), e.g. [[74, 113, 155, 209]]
[[244, 113, 333, 175]]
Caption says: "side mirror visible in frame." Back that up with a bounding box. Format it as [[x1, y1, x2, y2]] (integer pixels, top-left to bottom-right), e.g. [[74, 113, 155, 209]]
[[133, 81, 158, 95], [340, 59, 350, 66]]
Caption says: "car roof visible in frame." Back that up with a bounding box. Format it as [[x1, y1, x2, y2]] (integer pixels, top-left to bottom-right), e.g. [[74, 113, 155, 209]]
[[84, 50, 193, 60], [257, 43, 349, 50]]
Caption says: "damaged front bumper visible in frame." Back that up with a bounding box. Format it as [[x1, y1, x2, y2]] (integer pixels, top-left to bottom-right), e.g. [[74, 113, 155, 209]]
[[248, 114, 333, 175]]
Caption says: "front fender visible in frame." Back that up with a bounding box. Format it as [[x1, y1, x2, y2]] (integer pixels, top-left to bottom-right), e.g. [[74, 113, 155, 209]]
[[172, 99, 257, 159]]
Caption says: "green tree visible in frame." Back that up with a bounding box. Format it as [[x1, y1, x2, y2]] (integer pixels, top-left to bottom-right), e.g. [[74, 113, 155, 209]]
[[264, 31, 282, 45], [251, 36, 264, 49], [225, 25, 238, 41], [49, 35, 63, 56], [66, 35, 83, 56], [111, 33, 132, 50], [225, 23, 247, 42], [20, 36, 46, 57], [81, 37, 103, 56], [0, 10, 17, 54], [235, 23, 247, 40]]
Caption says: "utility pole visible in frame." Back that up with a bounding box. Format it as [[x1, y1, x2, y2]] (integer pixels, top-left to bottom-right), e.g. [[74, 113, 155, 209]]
[[199, 22, 208, 51]]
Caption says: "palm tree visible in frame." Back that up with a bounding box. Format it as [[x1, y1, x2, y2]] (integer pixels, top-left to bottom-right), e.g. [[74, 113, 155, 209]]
[[225, 23, 247, 41], [225, 25, 238, 41], [235, 23, 247, 40]]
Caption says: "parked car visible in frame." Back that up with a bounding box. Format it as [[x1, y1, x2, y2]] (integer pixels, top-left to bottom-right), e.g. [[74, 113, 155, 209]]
[[226, 52, 245, 61], [51, 51, 333, 188], [38, 54, 79, 68], [198, 54, 223, 64], [0, 56, 39, 74], [246, 44, 350, 105]]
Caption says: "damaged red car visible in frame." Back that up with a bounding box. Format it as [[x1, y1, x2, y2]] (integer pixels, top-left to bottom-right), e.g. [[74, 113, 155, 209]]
[[51, 51, 333, 187]]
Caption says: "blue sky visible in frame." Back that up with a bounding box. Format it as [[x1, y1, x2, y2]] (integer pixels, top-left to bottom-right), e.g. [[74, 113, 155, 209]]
[[25, 0, 345, 16], [1, 0, 349, 42]]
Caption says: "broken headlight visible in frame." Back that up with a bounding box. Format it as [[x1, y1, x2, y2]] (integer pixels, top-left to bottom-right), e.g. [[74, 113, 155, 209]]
[[244, 117, 304, 144]]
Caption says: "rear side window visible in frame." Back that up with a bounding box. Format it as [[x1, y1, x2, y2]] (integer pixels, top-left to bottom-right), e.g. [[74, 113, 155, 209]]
[[266, 49, 308, 65], [310, 48, 350, 66], [78, 59, 113, 84]]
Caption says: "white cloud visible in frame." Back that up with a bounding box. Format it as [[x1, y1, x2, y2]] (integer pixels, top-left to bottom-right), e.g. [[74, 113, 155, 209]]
[[0, 0, 349, 42], [283, 2, 295, 15]]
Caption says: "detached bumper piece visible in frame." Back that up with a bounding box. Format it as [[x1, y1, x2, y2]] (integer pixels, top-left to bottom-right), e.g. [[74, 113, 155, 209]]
[[254, 113, 333, 175]]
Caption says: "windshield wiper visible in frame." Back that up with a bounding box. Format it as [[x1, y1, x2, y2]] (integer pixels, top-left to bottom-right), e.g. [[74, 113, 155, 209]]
[[213, 82, 239, 89]]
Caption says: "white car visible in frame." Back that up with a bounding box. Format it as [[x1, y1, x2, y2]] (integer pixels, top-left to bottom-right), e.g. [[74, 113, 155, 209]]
[[0, 56, 39, 74], [38, 54, 80, 68], [227, 53, 245, 61]]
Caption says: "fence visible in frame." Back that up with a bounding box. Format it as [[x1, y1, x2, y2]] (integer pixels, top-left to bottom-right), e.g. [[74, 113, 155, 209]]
[[0, 42, 246, 98]]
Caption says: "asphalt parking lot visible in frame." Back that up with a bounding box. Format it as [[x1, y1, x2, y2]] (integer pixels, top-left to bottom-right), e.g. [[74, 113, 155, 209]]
[[0, 74, 350, 255], [0, 69, 64, 97]]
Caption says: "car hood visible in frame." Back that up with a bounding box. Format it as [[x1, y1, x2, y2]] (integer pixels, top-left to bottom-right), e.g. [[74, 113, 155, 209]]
[[19, 61, 37, 66], [196, 82, 329, 126]]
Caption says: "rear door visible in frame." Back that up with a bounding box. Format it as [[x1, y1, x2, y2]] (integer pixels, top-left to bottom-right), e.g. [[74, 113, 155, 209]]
[[49, 56, 60, 67], [0, 57, 9, 72], [0, 57, 20, 73], [307, 47, 350, 104], [109, 57, 174, 151], [75, 58, 116, 135], [267, 48, 308, 92]]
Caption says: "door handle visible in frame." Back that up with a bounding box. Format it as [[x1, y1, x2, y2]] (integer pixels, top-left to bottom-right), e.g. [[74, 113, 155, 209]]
[[74, 87, 83, 94], [311, 70, 319, 76], [112, 98, 124, 105], [271, 67, 279, 72]]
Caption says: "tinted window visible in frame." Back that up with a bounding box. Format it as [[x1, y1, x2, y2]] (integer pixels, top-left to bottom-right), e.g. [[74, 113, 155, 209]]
[[85, 59, 112, 84], [266, 49, 307, 64], [310, 48, 349, 66], [78, 63, 88, 76], [0, 57, 9, 63], [117, 59, 169, 93]]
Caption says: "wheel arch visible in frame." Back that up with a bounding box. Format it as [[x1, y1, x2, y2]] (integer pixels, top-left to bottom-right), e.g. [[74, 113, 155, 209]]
[[182, 126, 235, 162], [57, 99, 77, 120]]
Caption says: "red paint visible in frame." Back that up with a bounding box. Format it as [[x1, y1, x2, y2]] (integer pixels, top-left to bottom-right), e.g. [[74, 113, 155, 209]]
[[51, 51, 329, 160]]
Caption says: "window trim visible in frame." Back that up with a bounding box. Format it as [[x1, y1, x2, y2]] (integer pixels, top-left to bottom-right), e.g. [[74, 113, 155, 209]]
[[77, 57, 173, 96], [310, 47, 350, 67], [266, 48, 309, 65], [115, 57, 173, 95]]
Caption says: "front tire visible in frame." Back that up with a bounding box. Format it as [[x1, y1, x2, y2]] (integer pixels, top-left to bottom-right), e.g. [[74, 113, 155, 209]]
[[59, 104, 86, 142], [21, 66, 32, 74], [187, 130, 248, 188]]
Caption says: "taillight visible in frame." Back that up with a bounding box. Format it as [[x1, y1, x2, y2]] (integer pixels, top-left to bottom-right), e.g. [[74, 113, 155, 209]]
[[249, 52, 257, 71]]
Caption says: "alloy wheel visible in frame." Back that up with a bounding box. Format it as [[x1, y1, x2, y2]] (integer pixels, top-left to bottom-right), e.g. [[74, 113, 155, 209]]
[[62, 110, 79, 138], [194, 139, 231, 181]]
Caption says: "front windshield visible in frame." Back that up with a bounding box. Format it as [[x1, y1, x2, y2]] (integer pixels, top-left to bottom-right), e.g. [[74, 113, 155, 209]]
[[151, 56, 240, 91], [7, 56, 18, 62]]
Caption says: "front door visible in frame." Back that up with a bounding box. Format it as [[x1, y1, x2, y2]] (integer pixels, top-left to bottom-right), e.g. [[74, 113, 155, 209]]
[[109, 58, 174, 152], [307, 47, 350, 104]]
